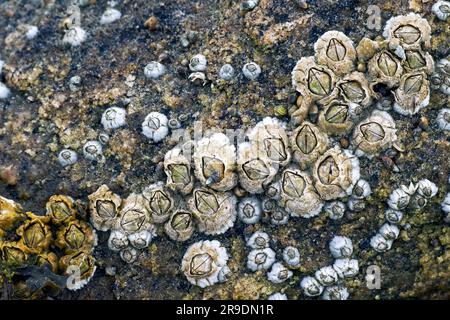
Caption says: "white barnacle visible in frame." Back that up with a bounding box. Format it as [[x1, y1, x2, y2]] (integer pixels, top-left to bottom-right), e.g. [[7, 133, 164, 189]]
[[385, 208, 404, 224], [242, 62, 261, 81], [107, 229, 129, 252], [387, 187, 411, 210], [329, 235, 353, 258], [324, 201, 346, 220], [247, 247, 276, 271], [432, 1, 450, 21], [101, 107, 127, 130], [267, 262, 293, 284], [322, 285, 349, 300], [237, 197, 262, 224], [144, 61, 166, 79], [441, 193, 450, 213], [437, 108, 450, 131], [315, 265, 339, 286], [370, 233, 393, 252], [0, 82, 11, 99], [120, 247, 138, 264], [300, 276, 324, 297], [100, 8, 122, 25], [83, 140, 104, 162], [142, 112, 169, 142], [26, 25, 39, 40], [189, 54, 207, 72], [62, 26, 87, 47], [218, 265, 231, 283], [268, 292, 287, 300], [333, 258, 359, 278], [246, 230, 270, 249], [352, 179, 372, 199], [282, 246, 300, 267], [378, 223, 400, 240], [417, 179, 438, 198], [58, 149, 78, 167], [219, 64, 235, 80], [128, 230, 154, 250], [347, 197, 366, 212]]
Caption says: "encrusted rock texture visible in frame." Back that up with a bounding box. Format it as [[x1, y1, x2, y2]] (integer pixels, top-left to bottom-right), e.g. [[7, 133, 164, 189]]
[[0, 0, 449, 299]]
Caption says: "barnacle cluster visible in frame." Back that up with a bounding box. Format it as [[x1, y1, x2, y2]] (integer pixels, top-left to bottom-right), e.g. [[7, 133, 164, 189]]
[[0, 195, 97, 291]]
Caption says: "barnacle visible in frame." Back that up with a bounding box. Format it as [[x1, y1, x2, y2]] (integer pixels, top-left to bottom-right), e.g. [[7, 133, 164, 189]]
[[164, 147, 194, 195], [55, 220, 96, 254], [383, 13, 431, 50], [290, 121, 329, 168], [0, 241, 28, 266], [88, 185, 122, 232], [16, 213, 52, 254], [115, 193, 154, 235], [317, 100, 356, 135], [142, 182, 175, 224], [45, 195, 77, 225], [35, 252, 59, 273], [368, 50, 403, 87], [59, 251, 96, 291], [164, 210, 195, 242], [393, 72, 430, 116], [0, 195, 25, 237], [181, 240, 229, 288], [188, 188, 237, 235]]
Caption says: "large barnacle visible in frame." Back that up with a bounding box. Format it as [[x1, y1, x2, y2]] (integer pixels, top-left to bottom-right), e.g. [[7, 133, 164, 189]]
[[317, 100, 355, 135], [188, 188, 237, 235], [368, 50, 403, 87], [164, 147, 194, 195], [16, 213, 52, 254], [336, 72, 373, 108], [55, 220, 97, 254], [88, 185, 122, 231], [0, 241, 28, 266], [164, 210, 195, 242], [291, 121, 329, 168], [142, 182, 175, 224], [0, 195, 26, 237], [59, 251, 96, 291], [393, 72, 430, 116], [181, 240, 229, 288], [383, 13, 431, 50], [314, 31, 356, 76], [45, 195, 77, 225], [115, 193, 154, 235]]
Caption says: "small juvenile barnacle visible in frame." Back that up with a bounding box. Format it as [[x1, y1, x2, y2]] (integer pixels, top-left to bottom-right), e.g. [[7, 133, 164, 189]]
[[188, 188, 237, 235], [385, 208, 404, 224], [329, 235, 353, 258], [101, 107, 127, 130], [437, 108, 450, 131], [46, 195, 77, 225], [142, 181, 174, 224], [164, 210, 195, 242], [432, 58, 450, 95], [417, 179, 438, 199], [142, 112, 169, 143], [59, 251, 96, 290], [290, 121, 329, 168], [315, 265, 339, 286], [292, 56, 337, 101], [267, 262, 293, 284], [324, 201, 346, 220], [247, 247, 276, 271], [352, 110, 397, 157], [62, 26, 87, 47], [237, 142, 278, 194], [16, 214, 51, 254], [242, 62, 261, 81], [352, 179, 372, 199], [432, 1, 450, 21], [58, 149, 78, 167], [88, 184, 122, 231], [181, 240, 229, 288], [322, 286, 349, 300], [278, 168, 323, 218], [108, 229, 129, 252], [317, 101, 355, 135], [128, 230, 154, 249], [144, 61, 166, 79], [219, 64, 235, 80], [368, 50, 403, 87], [83, 140, 105, 162], [336, 71, 373, 107], [313, 146, 360, 200], [246, 231, 270, 249], [267, 205, 290, 225], [193, 133, 237, 191], [383, 13, 431, 50], [387, 186, 412, 211], [300, 276, 324, 297], [332, 258, 359, 278], [116, 193, 153, 235], [370, 233, 393, 252], [100, 8, 122, 25], [55, 220, 97, 254], [189, 54, 207, 72], [164, 147, 194, 195], [314, 31, 356, 76], [393, 72, 430, 116], [120, 247, 139, 264], [246, 117, 291, 167], [347, 197, 366, 212], [237, 197, 262, 224], [282, 246, 301, 267], [378, 223, 400, 241]]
